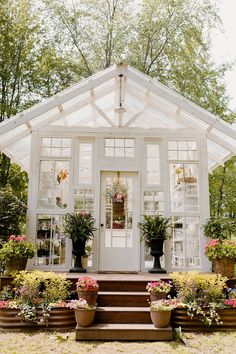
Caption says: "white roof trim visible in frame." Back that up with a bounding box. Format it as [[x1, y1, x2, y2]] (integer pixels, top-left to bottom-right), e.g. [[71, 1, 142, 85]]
[[0, 63, 235, 172]]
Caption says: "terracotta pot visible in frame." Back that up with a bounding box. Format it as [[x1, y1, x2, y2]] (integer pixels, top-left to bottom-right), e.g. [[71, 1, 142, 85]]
[[77, 288, 98, 306], [212, 258, 235, 278], [171, 307, 236, 332], [74, 308, 95, 327], [149, 292, 166, 302], [150, 309, 171, 328], [5, 258, 27, 276]]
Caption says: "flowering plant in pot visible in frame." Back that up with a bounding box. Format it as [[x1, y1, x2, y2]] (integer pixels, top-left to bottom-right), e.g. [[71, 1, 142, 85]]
[[138, 214, 172, 273], [76, 276, 99, 306], [0, 235, 36, 275], [67, 298, 96, 327], [64, 212, 96, 273], [149, 299, 179, 328], [146, 280, 172, 301], [205, 239, 236, 278]]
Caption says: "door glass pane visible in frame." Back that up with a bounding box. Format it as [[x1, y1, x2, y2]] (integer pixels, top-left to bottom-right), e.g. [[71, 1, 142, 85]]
[[169, 163, 199, 212], [36, 215, 66, 267], [105, 175, 133, 248]]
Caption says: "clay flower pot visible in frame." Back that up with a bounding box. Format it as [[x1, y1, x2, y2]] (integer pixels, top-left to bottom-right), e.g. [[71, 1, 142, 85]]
[[74, 308, 96, 327], [150, 310, 171, 328], [77, 289, 98, 307]]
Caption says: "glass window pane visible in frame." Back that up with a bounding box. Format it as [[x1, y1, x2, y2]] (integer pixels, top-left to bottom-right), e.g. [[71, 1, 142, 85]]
[[168, 140, 197, 160], [169, 163, 198, 212], [105, 138, 134, 157], [41, 138, 71, 157], [36, 215, 66, 267], [78, 143, 92, 184]]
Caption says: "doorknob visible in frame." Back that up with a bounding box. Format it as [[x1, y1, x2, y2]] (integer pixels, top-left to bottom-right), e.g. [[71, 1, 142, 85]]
[[100, 223, 104, 228]]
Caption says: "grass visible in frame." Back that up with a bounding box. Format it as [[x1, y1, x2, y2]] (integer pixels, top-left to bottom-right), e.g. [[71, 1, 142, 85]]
[[0, 330, 235, 354]]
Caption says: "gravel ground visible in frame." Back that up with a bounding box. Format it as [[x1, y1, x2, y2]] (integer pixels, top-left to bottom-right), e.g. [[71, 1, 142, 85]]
[[0, 330, 236, 354]]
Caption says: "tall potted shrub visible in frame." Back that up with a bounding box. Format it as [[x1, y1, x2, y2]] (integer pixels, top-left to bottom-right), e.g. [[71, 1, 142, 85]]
[[64, 212, 96, 273], [138, 214, 171, 273]]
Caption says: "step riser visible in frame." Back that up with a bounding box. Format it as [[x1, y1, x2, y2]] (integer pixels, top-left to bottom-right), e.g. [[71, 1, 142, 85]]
[[76, 326, 173, 341], [95, 311, 152, 324], [68, 279, 149, 292], [98, 295, 149, 307]]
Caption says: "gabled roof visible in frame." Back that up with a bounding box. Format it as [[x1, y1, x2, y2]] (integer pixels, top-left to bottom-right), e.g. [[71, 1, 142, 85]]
[[0, 63, 235, 172]]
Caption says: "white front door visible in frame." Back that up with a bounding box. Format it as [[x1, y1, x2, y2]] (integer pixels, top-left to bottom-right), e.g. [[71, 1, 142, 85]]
[[99, 171, 139, 272]]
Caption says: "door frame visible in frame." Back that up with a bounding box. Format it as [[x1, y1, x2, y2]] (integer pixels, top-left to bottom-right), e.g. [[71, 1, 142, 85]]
[[98, 171, 141, 272]]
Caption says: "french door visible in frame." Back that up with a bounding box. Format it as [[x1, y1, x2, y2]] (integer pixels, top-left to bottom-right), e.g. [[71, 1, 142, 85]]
[[99, 171, 139, 271]]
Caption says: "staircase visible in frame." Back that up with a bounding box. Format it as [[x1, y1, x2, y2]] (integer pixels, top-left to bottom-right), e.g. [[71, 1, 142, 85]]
[[75, 279, 173, 341]]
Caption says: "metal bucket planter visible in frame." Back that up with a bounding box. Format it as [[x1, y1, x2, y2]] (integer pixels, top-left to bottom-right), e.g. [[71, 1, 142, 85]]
[[0, 307, 75, 331], [171, 307, 236, 332]]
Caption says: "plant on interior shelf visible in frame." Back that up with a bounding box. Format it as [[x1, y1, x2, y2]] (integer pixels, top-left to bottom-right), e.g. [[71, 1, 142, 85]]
[[146, 280, 172, 301], [76, 276, 99, 307], [0, 271, 73, 328], [67, 298, 96, 327], [0, 235, 36, 275], [149, 299, 179, 328], [138, 214, 172, 273], [171, 272, 227, 326], [64, 212, 97, 273]]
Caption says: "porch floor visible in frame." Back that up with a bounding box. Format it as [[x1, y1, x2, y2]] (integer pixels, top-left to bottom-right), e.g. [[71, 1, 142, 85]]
[[65, 272, 171, 281]]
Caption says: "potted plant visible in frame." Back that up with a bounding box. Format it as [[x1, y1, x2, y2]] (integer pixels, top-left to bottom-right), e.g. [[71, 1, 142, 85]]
[[64, 211, 97, 273], [0, 270, 75, 330], [146, 280, 172, 302], [138, 214, 172, 273], [205, 239, 236, 278], [67, 298, 96, 327], [171, 272, 227, 328], [0, 235, 36, 275], [149, 299, 178, 328], [76, 276, 99, 306]]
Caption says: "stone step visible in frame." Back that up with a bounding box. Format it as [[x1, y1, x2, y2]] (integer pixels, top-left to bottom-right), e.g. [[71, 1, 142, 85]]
[[95, 306, 152, 324], [76, 323, 173, 341], [98, 291, 150, 307]]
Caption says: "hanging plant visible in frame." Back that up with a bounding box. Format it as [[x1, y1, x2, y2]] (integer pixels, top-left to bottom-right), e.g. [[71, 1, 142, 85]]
[[107, 178, 128, 203]]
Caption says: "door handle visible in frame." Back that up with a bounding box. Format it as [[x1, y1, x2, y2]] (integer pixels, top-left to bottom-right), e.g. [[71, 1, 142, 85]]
[[100, 223, 104, 228]]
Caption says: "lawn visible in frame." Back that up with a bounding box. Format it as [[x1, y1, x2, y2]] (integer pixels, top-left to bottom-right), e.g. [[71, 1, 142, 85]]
[[0, 330, 235, 354]]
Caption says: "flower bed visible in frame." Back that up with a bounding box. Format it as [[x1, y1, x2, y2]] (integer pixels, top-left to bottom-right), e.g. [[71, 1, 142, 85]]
[[0, 306, 75, 331]]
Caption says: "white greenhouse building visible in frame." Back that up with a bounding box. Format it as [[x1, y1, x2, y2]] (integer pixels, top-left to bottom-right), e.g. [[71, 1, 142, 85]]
[[0, 63, 235, 273]]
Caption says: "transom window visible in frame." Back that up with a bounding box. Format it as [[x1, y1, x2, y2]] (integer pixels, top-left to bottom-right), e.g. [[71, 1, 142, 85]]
[[41, 138, 71, 157], [105, 138, 134, 157], [168, 140, 197, 160]]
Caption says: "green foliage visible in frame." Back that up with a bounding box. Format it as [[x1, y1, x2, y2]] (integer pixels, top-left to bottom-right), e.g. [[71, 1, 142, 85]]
[[205, 239, 236, 260], [64, 212, 96, 242], [0, 236, 36, 262], [171, 271, 227, 325], [138, 214, 172, 246], [208, 157, 236, 222], [150, 299, 177, 311], [204, 217, 235, 240], [0, 187, 27, 237], [13, 270, 71, 305]]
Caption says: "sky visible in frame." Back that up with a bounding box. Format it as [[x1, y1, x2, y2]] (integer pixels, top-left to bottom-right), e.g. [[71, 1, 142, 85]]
[[211, 0, 236, 110]]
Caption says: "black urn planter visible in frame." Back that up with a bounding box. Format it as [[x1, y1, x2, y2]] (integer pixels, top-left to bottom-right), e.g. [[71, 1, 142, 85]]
[[149, 237, 166, 274], [69, 239, 87, 273]]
